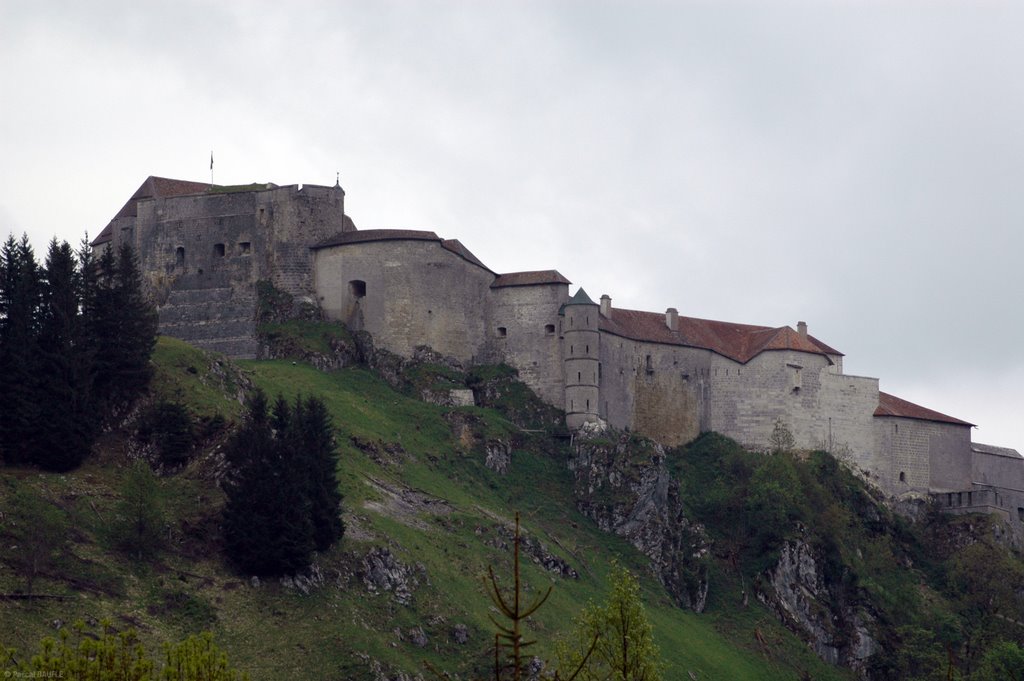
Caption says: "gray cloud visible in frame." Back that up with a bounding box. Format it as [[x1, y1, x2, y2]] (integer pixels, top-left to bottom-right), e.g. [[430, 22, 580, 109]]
[[3, 0, 1023, 447]]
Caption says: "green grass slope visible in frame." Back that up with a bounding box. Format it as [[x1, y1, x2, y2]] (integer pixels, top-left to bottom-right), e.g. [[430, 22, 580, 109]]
[[0, 337, 852, 680]]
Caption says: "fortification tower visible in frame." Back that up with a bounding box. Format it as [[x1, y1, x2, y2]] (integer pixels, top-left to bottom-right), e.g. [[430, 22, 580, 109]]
[[562, 288, 601, 429]]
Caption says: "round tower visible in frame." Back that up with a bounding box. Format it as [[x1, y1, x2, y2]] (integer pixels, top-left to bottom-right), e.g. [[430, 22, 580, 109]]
[[562, 288, 600, 429]]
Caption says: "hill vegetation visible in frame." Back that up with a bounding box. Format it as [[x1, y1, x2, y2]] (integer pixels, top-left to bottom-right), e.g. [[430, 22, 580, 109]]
[[1, 312, 1023, 680]]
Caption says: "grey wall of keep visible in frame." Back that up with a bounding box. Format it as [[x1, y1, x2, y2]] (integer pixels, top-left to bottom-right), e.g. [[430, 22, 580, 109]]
[[124, 184, 348, 357]]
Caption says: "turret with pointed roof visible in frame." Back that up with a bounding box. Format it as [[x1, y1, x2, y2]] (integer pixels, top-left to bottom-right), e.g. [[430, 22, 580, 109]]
[[561, 288, 601, 429]]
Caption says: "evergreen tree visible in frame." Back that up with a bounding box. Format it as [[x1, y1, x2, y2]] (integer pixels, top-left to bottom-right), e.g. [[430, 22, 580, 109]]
[[296, 395, 345, 551], [0, 235, 42, 465], [89, 243, 157, 411], [2, 484, 68, 595], [222, 391, 314, 576], [36, 239, 94, 470], [109, 460, 166, 560]]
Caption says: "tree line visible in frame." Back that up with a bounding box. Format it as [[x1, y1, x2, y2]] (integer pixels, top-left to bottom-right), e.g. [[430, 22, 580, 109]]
[[0, 235, 157, 471]]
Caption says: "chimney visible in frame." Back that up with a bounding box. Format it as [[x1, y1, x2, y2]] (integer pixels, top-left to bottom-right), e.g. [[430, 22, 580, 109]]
[[797, 321, 807, 338], [600, 294, 611, 317], [666, 307, 678, 331]]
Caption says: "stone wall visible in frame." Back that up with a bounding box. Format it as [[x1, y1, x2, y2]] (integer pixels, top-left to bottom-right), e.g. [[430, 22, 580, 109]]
[[128, 184, 348, 359], [260, 184, 349, 298], [972, 449, 1024, 521], [874, 417, 971, 494], [487, 283, 568, 406], [816, 372, 882, 475], [314, 238, 493, 363], [598, 334, 711, 446]]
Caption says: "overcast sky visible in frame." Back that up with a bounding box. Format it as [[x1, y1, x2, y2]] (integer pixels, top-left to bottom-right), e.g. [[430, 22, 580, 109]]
[[3, 1, 1023, 450]]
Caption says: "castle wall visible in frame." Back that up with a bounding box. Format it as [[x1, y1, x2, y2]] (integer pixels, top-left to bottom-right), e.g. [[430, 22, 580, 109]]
[[258, 185, 348, 299], [130, 184, 348, 359], [487, 284, 568, 406], [314, 239, 493, 363], [815, 372, 881, 472], [135, 192, 264, 357], [972, 451, 1024, 520], [873, 416, 971, 493], [598, 334, 710, 446]]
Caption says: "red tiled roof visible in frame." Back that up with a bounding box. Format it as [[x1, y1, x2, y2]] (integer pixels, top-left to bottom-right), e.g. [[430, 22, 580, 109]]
[[599, 307, 842, 364], [874, 391, 974, 426], [92, 176, 211, 246], [492, 270, 571, 288], [114, 176, 211, 220]]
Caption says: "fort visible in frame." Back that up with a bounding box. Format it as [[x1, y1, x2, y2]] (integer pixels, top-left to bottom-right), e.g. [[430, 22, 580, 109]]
[[94, 176, 1024, 527]]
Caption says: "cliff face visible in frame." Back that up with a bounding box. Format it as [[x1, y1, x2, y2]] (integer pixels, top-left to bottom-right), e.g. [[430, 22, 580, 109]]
[[569, 424, 710, 612], [568, 425, 887, 676], [758, 540, 878, 675]]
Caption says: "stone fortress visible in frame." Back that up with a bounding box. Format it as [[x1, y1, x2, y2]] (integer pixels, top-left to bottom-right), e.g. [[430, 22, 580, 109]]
[[94, 176, 1024, 525]]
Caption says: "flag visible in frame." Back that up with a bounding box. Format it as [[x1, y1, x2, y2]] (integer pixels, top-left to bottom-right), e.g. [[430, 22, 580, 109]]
[[210, 152, 214, 170]]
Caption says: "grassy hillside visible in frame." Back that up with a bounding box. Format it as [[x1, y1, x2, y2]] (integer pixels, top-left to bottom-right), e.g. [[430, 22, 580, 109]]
[[1, 336, 855, 679]]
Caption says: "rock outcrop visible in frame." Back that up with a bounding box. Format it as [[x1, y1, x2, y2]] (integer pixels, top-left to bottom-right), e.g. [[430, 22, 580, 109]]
[[358, 547, 428, 606], [569, 426, 709, 611], [758, 539, 877, 674]]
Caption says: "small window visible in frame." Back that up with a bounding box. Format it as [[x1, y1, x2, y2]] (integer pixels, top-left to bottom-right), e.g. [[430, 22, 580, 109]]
[[545, 324, 555, 335], [238, 241, 251, 254], [577, 371, 581, 382], [899, 471, 906, 483], [1018, 507, 1024, 521], [349, 280, 366, 299], [214, 243, 225, 257], [175, 246, 185, 267], [585, 344, 589, 354], [645, 355, 653, 374], [497, 327, 507, 337]]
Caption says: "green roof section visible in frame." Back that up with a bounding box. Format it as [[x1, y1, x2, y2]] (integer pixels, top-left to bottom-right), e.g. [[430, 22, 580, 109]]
[[564, 287, 598, 307]]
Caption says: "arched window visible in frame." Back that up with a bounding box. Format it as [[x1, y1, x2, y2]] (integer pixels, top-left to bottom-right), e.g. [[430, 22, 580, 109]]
[[175, 247, 185, 267]]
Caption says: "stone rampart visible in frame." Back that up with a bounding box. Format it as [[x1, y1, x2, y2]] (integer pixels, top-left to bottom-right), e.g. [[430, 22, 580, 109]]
[[314, 238, 493, 363], [487, 283, 567, 406], [598, 334, 711, 446]]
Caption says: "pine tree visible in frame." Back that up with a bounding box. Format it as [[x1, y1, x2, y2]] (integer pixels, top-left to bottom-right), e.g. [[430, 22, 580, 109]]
[[89, 243, 157, 411], [110, 460, 166, 560], [0, 235, 42, 465], [3, 484, 68, 595], [297, 395, 344, 551], [222, 391, 314, 576], [36, 239, 94, 471]]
